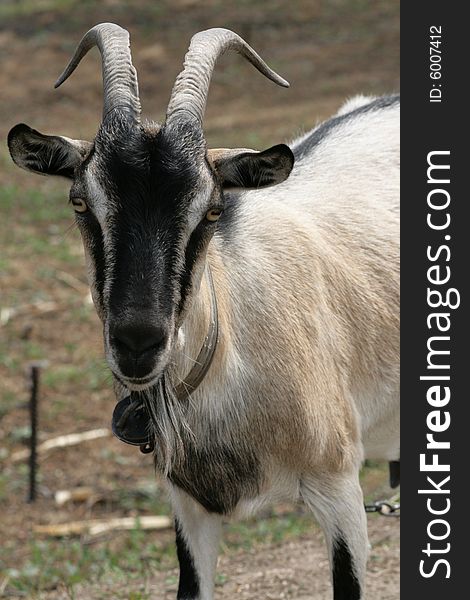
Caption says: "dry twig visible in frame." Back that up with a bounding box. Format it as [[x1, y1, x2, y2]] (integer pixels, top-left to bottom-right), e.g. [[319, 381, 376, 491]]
[[34, 516, 172, 537], [10, 428, 111, 463]]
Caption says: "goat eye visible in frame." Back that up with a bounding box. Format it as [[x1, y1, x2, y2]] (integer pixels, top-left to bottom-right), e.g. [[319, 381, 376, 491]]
[[71, 198, 88, 213], [205, 208, 223, 222]]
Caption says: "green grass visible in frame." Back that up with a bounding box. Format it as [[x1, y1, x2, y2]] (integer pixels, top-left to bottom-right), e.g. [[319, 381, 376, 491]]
[[0, 182, 79, 276], [43, 361, 99, 389], [0, 473, 10, 503], [0, 180, 90, 415], [0, 463, 42, 502], [0, 183, 71, 223], [0, 0, 88, 20], [0, 481, 176, 591], [0, 338, 46, 396], [1, 506, 315, 596], [3, 531, 173, 595], [0, 388, 18, 419], [112, 483, 171, 516], [225, 510, 313, 552]]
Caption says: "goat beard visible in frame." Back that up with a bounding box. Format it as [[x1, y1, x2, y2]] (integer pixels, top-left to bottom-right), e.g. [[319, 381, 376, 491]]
[[140, 367, 194, 477]]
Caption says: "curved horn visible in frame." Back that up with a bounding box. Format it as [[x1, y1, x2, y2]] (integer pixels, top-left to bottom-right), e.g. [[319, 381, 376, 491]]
[[166, 28, 289, 124], [55, 23, 141, 123]]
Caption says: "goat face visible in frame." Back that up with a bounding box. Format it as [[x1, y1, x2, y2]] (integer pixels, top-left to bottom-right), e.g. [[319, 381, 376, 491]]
[[7, 24, 294, 390], [77, 118, 218, 389], [8, 120, 293, 392]]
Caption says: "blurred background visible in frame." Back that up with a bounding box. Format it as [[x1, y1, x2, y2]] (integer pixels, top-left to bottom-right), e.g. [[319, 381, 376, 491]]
[[0, 1, 399, 598]]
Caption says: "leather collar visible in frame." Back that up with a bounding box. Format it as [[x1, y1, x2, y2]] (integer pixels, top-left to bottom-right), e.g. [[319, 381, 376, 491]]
[[112, 265, 219, 452], [174, 264, 219, 398]]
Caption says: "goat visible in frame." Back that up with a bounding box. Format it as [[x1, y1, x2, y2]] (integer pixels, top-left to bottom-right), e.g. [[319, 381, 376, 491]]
[[8, 23, 399, 600]]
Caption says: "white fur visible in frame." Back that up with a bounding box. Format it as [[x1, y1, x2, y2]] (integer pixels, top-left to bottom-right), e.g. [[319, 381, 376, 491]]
[[167, 96, 399, 599], [170, 487, 223, 600]]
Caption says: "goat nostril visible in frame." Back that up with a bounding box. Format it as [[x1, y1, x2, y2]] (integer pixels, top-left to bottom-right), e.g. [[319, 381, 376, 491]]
[[111, 324, 167, 358], [146, 341, 163, 354], [112, 336, 133, 355]]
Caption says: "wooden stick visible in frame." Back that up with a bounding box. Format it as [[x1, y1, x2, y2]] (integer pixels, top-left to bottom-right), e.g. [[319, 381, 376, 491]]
[[55, 486, 96, 506], [1, 290, 91, 326], [34, 516, 172, 537], [0, 301, 58, 326], [53, 269, 89, 295], [10, 428, 111, 463]]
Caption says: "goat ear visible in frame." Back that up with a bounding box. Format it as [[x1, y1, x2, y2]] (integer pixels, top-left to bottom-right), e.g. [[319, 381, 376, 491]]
[[8, 123, 92, 179], [209, 144, 294, 189]]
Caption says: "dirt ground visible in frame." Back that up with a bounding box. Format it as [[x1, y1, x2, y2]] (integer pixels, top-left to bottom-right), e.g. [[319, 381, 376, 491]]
[[42, 516, 399, 600], [0, 1, 399, 598]]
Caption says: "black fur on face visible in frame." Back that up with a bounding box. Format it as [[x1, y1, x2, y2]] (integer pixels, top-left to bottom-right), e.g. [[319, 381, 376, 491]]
[[97, 118, 209, 310], [73, 114, 222, 385]]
